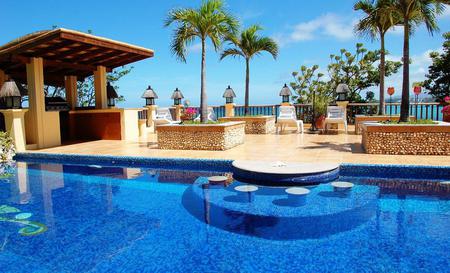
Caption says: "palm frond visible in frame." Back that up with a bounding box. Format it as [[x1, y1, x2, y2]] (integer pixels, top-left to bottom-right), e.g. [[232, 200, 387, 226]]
[[220, 48, 244, 60]]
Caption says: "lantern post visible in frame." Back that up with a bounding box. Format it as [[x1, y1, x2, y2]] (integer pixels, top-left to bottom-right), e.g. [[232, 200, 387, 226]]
[[387, 87, 395, 121], [413, 86, 422, 120]]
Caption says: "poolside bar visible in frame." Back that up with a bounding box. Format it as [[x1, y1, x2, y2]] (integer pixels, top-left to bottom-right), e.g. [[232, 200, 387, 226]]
[[0, 28, 154, 148]]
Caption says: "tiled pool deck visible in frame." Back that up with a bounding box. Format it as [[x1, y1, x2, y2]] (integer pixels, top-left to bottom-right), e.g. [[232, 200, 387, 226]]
[[28, 125, 449, 166]]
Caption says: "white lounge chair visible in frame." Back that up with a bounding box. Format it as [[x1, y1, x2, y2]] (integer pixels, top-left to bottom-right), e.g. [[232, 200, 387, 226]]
[[276, 106, 304, 133], [324, 106, 348, 133], [153, 108, 181, 126], [194, 107, 217, 122]]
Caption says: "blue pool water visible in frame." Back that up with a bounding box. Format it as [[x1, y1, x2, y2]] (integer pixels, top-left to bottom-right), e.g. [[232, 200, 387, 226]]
[[0, 160, 449, 273]]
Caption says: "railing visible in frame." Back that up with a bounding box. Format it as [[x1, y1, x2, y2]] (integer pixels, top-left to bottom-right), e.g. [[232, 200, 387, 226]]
[[348, 102, 443, 123], [141, 102, 444, 125]]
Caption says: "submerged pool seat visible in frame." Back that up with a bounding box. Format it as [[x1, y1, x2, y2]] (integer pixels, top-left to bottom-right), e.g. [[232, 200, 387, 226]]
[[232, 160, 339, 186], [153, 108, 181, 125], [276, 106, 304, 134]]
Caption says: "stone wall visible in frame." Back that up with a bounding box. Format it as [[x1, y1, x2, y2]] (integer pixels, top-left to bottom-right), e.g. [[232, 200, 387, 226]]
[[157, 122, 245, 151], [218, 116, 275, 134], [361, 123, 450, 155]]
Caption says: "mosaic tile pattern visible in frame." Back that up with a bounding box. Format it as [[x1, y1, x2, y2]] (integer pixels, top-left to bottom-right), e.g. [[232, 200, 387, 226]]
[[341, 163, 450, 180], [14, 152, 233, 172], [0, 160, 449, 272]]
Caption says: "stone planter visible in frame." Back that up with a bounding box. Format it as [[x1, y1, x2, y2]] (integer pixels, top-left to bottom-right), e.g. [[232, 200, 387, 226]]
[[355, 115, 416, 134], [156, 121, 245, 151], [361, 122, 450, 155], [218, 116, 275, 134]]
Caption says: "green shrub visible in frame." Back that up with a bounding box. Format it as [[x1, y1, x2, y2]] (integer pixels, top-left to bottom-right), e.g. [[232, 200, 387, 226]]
[[0, 131, 15, 162]]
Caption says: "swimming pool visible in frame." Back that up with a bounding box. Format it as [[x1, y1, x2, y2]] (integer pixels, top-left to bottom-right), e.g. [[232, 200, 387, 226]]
[[0, 154, 449, 272]]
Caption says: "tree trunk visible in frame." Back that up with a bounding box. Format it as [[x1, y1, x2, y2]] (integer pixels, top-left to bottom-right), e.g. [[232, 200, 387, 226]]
[[200, 38, 208, 123], [244, 58, 250, 115], [399, 19, 410, 122], [379, 32, 386, 115]]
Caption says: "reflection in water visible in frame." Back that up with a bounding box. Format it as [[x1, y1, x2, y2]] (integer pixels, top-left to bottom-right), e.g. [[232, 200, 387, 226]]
[[0, 162, 448, 272], [183, 182, 378, 240], [272, 195, 307, 207]]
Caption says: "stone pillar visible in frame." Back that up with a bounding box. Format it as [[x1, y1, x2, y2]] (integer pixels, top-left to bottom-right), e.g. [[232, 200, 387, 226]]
[[173, 105, 183, 121], [336, 101, 349, 118], [26, 57, 45, 148], [336, 101, 349, 131], [0, 109, 28, 151], [225, 103, 235, 117], [281, 102, 291, 106], [94, 66, 107, 109], [145, 105, 158, 132], [65, 75, 78, 110]]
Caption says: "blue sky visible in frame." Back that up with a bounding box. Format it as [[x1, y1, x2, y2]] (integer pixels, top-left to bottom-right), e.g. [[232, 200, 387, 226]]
[[1, 0, 449, 107]]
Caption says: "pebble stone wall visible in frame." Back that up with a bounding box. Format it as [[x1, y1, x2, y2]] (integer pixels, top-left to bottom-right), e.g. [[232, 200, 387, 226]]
[[157, 122, 245, 151], [361, 124, 450, 155], [218, 116, 275, 134]]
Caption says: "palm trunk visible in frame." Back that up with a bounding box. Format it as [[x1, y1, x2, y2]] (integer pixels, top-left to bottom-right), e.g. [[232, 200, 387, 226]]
[[200, 38, 208, 123], [379, 32, 386, 115], [399, 19, 410, 122], [244, 58, 250, 115]]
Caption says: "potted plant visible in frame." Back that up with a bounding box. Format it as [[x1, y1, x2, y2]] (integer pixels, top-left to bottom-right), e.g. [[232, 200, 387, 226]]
[[180, 107, 197, 122], [314, 94, 329, 129], [442, 96, 450, 122]]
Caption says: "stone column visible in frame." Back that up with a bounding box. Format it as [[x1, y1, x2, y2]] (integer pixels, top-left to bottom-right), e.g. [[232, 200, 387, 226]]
[[225, 103, 235, 117], [94, 66, 107, 109], [173, 105, 183, 121], [145, 105, 158, 132], [26, 57, 45, 148], [281, 102, 291, 106], [65, 75, 78, 110], [0, 109, 28, 151], [336, 101, 349, 118], [336, 101, 349, 131]]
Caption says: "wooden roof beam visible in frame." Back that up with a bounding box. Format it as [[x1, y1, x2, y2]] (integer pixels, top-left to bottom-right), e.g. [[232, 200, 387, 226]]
[[60, 31, 153, 57], [91, 52, 129, 66], [70, 48, 115, 63], [43, 59, 112, 72], [47, 44, 99, 60], [26, 40, 76, 56]]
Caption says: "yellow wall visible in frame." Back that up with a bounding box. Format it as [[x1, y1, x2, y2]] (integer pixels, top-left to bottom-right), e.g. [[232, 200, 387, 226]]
[[25, 57, 61, 149], [121, 109, 140, 140]]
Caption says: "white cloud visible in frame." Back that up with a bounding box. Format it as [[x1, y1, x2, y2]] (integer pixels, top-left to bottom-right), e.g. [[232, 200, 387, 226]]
[[384, 48, 442, 96], [387, 26, 404, 36], [276, 13, 356, 47], [239, 10, 264, 21], [187, 42, 202, 53]]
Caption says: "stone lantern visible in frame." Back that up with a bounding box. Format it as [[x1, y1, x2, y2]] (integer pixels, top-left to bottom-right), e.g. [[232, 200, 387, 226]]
[[106, 82, 118, 108], [0, 79, 22, 109], [141, 85, 158, 106], [171, 88, 184, 106], [171, 88, 184, 121], [279, 84, 292, 105], [223, 85, 236, 117], [336, 83, 350, 102]]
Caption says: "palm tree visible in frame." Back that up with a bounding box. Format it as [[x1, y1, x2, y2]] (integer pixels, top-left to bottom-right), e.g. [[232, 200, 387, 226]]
[[165, 0, 238, 122], [220, 25, 278, 115], [392, 0, 447, 122], [354, 0, 398, 115]]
